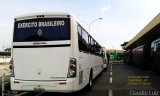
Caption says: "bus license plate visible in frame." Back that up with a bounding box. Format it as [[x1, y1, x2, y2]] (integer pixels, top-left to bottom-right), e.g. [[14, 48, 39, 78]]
[[34, 88, 45, 91]]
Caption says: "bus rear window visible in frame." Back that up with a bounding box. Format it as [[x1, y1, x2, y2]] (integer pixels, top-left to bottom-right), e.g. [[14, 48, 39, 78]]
[[13, 18, 70, 42]]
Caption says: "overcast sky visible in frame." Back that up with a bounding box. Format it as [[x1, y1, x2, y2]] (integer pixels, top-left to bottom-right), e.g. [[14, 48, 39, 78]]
[[0, 0, 160, 51]]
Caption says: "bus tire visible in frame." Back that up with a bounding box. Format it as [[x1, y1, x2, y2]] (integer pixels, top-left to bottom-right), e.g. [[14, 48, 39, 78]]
[[86, 69, 93, 91]]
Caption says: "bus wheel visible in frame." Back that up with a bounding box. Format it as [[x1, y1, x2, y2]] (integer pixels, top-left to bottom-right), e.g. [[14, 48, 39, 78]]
[[86, 70, 92, 91]]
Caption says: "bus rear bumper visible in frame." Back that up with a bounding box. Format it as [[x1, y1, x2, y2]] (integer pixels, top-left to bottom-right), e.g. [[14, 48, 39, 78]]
[[10, 77, 79, 93]]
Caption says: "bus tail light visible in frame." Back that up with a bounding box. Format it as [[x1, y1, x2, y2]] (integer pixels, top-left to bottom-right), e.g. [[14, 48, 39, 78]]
[[67, 58, 76, 78], [9, 65, 12, 70], [9, 58, 14, 76]]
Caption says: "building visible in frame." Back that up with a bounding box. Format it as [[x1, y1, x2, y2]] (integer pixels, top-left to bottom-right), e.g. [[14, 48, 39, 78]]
[[107, 49, 124, 61], [0, 51, 11, 64]]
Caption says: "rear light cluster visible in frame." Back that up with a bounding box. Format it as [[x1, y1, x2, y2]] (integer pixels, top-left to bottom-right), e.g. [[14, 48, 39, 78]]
[[67, 58, 77, 78], [9, 65, 12, 70], [9, 58, 14, 76]]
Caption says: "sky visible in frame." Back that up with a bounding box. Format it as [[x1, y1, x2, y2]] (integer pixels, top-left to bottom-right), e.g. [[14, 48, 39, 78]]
[[0, 0, 160, 51]]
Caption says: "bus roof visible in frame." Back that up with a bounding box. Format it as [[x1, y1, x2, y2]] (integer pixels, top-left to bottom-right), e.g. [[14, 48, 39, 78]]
[[14, 12, 73, 20]]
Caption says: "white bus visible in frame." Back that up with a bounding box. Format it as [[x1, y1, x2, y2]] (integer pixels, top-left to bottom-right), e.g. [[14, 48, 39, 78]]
[[11, 12, 104, 92], [102, 47, 108, 70]]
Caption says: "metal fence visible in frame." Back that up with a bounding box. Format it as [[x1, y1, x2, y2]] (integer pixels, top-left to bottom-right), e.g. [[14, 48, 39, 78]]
[[0, 70, 12, 96]]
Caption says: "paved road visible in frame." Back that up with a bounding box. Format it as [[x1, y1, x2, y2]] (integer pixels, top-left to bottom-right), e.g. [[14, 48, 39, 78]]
[[4, 63, 160, 96], [36, 63, 160, 96], [107, 63, 160, 96]]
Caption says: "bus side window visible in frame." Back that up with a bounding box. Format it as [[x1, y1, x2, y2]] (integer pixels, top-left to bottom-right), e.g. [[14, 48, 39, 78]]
[[78, 24, 90, 53], [157, 42, 160, 52], [82, 29, 90, 53], [91, 38, 94, 54], [155, 41, 160, 52], [78, 24, 82, 52], [88, 36, 92, 53]]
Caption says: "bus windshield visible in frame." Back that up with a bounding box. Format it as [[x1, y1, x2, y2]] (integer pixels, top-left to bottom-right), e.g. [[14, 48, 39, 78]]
[[13, 18, 70, 42]]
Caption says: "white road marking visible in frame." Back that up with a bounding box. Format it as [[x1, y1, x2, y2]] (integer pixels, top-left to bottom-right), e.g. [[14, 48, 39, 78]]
[[109, 63, 113, 96], [35, 92, 45, 96], [110, 72, 112, 76], [110, 77, 112, 83], [109, 90, 113, 96], [17, 92, 28, 96]]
